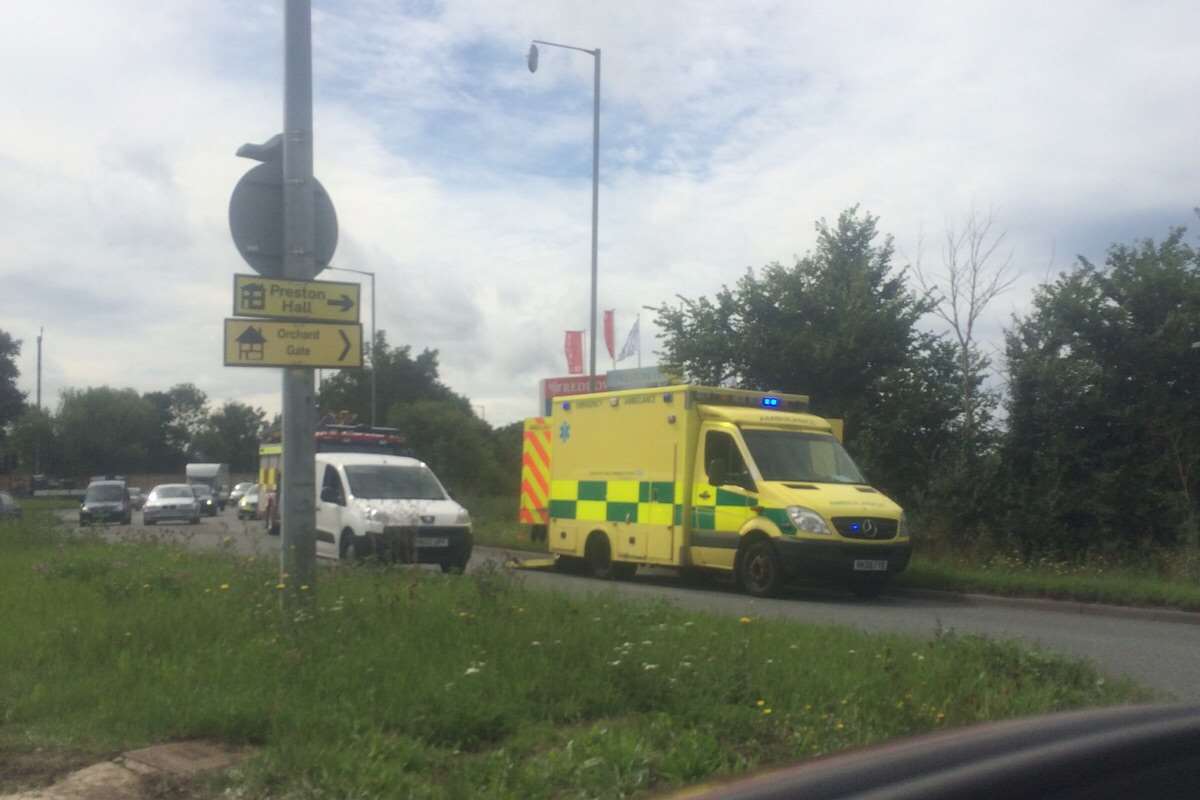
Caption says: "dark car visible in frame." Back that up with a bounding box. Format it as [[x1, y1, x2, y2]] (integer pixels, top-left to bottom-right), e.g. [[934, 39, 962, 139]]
[[191, 484, 218, 517], [0, 491, 22, 521], [80, 480, 132, 526]]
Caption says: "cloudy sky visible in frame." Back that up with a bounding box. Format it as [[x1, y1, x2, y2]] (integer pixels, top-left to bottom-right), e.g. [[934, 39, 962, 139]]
[[2, 1, 1198, 426]]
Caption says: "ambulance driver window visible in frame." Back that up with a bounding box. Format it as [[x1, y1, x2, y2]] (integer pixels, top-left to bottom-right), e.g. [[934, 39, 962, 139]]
[[705, 431, 754, 490]]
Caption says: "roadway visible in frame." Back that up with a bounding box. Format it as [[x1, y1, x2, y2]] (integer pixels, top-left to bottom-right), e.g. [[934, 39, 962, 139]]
[[67, 508, 1200, 702]]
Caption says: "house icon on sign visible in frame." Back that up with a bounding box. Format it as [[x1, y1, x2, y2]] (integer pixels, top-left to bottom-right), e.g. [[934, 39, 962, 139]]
[[236, 325, 267, 361], [241, 282, 266, 311]]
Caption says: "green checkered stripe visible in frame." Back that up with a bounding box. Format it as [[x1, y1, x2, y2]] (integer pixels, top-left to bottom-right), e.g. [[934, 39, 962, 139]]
[[550, 479, 794, 534], [691, 489, 796, 534], [549, 480, 682, 525]]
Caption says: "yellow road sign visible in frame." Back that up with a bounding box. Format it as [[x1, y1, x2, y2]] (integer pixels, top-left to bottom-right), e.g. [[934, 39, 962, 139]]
[[232, 274, 360, 323], [223, 319, 364, 369]]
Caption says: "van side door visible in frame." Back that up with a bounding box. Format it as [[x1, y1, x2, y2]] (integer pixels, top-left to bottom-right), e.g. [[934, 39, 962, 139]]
[[316, 463, 347, 558]]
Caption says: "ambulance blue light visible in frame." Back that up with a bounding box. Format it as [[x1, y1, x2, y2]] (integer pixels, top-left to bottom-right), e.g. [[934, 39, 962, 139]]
[[561, 401, 571, 411], [761, 396, 780, 409]]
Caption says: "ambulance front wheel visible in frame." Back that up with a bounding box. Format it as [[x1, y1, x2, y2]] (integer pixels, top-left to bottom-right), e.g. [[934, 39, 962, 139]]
[[739, 539, 784, 598]]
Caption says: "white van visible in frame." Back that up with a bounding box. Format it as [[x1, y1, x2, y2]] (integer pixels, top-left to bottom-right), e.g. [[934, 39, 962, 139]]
[[315, 452, 472, 572]]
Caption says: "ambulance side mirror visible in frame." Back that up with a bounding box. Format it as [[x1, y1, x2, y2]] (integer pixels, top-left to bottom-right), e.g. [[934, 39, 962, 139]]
[[707, 460, 728, 487]]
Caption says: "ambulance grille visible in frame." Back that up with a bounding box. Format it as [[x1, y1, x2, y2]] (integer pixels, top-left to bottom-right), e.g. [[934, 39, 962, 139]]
[[832, 517, 898, 540]]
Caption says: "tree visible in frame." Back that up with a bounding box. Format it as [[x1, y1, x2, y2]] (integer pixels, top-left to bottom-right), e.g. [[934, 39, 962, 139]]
[[912, 209, 1015, 454], [142, 383, 210, 470], [192, 402, 268, 471], [387, 400, 504, 497], [57, 387, 159, 476], [1004, 224, 1200, 555], [654, 207, 961, 505], [319, 331, 470, 424], [911, 210, 1015, 535], [0, 329, 25, 431], [8, 407, 61, 474]]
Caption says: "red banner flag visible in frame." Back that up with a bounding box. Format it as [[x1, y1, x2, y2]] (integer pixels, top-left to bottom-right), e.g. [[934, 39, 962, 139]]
[[564, 331, 584, 374], [603, 310, 616, 360]]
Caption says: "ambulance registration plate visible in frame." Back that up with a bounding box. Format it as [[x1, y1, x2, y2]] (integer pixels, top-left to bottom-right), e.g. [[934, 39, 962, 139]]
[[853, 559, 888, 572], [417, 537, 449, 548]]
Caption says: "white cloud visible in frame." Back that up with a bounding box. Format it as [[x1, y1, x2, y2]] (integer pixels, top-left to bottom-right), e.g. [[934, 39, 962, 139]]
[[2, 1, 1199, 427]]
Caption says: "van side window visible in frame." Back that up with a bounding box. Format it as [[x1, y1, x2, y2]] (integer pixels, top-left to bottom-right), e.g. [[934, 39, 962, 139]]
[[705, 431, 753, 489], [321, 465, 346, 505]]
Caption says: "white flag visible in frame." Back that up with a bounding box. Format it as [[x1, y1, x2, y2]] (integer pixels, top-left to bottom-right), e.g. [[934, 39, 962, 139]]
[[617, 318, 640, 361]]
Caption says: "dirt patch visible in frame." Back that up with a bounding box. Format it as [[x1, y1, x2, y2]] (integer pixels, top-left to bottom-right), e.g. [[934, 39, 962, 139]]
[[0, 746, 111, 794]]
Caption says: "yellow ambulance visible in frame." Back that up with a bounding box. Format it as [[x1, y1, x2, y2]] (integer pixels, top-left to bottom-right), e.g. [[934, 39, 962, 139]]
[[519, 385, 911, 597]]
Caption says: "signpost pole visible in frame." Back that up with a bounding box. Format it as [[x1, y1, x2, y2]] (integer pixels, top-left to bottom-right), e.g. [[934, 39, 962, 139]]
[[281, 0, 317, 603]]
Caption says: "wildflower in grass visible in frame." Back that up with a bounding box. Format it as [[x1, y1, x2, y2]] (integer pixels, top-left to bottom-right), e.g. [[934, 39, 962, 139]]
[[142, 584, 151, 589], [641, 640, 652, 646], [609, 660, 621, 667], [683, 621, 694, 627], [531, 641, 541, 646], [642, 663, 659, 671], [220, 583, 230, 591], [763, 708, 773, 716], [935, 711, 946, 723], [300, 585, 310, 591], [739, 616, 752, 624], [835, 721, 844, 730], [756, 699, 766, 707], [464, 666, 481, 676], [276, 583, 286, 590]]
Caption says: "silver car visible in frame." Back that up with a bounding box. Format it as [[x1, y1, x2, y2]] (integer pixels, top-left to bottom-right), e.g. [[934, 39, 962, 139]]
[[142, 484, 201, 525], [229, 481, 255, 506]]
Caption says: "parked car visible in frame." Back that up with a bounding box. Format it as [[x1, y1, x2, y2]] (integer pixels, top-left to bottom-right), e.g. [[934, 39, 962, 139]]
[[0, 491, 22, 521], [79, 479, 132, 526], [127, 487, 146, 510], [237, 484, 261, 520], [229, 481, 255, 506], [191, 484, 218, 516], [142, 484, 201, 525]]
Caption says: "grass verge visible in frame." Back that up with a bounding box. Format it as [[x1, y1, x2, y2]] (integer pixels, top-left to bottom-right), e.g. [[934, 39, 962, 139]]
[[897, 554, 1200, 612], [0, 518, 1149, 798]]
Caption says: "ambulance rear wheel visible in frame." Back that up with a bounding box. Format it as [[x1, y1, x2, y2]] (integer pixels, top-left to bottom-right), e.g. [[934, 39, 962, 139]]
[[584, 533, 620, 579], [739, 539, 783, 598]]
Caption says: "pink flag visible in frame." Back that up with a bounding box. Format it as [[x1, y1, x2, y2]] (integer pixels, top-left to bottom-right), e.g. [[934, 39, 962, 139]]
[[564, 331, 585, 375], [603, 310, 616, 360]]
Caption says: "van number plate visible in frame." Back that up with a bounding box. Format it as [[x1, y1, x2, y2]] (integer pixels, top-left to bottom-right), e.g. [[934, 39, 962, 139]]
[[853, 559, 888, 572], [417, 537, 449, 548]]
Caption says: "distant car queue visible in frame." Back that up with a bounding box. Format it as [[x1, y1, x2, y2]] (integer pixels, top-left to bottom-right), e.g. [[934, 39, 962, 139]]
[[70, 475, 264, 528]]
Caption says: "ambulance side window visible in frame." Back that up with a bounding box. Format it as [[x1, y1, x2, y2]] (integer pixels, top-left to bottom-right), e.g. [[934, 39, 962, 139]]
[[705, 431, 753, 490]]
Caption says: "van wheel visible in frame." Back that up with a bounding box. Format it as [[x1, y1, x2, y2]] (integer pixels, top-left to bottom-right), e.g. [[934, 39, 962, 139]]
[[739, 539, 783, 598], [340, 530, 366, 562], [584, 533, 619, 579]]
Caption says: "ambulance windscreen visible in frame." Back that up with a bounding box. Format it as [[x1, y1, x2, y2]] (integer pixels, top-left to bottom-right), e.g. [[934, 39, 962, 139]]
[[741, 430, 866, 485]]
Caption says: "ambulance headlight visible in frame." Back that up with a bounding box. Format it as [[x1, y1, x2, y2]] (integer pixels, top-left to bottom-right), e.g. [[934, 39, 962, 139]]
[[786, 506, 832, 535], [898, 513, 911, 539]]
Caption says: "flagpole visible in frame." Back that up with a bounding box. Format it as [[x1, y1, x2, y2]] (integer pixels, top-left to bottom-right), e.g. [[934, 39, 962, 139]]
[[637, 312, 641, 368]]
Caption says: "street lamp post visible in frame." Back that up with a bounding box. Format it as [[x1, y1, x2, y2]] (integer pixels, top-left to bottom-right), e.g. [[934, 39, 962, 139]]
[[528, 39, 601, 392], [324, 266, 376, 426]]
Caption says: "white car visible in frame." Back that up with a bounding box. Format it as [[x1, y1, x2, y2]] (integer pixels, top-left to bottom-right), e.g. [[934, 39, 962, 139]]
[[142, 484, 201, 525], [315, 453, 472, 572]]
